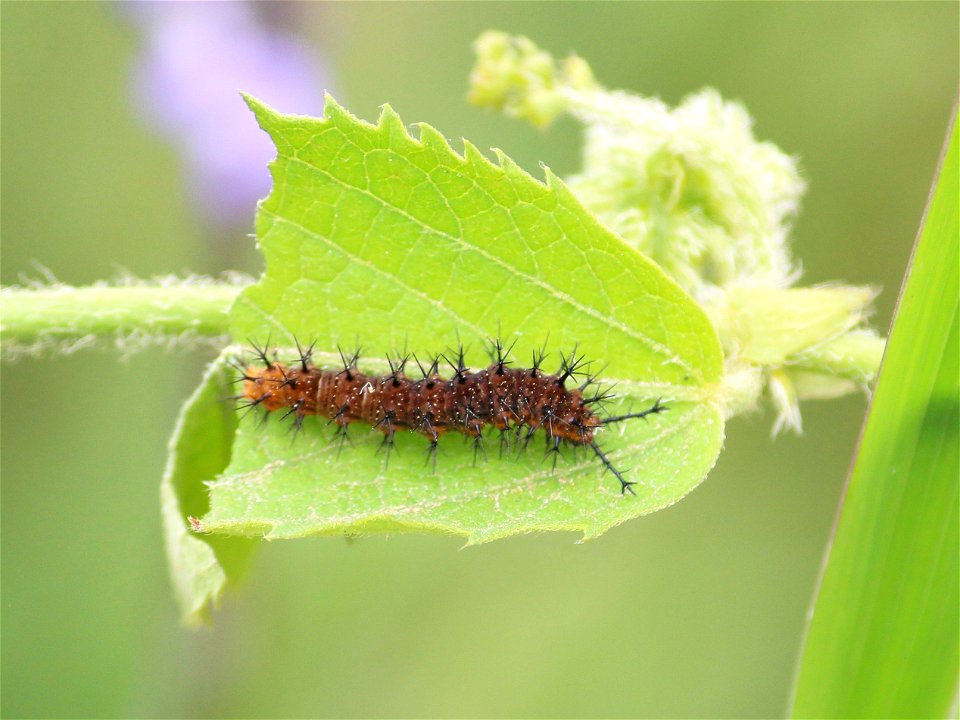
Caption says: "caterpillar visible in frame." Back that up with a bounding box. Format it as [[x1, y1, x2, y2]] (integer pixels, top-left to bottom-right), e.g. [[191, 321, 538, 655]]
[[235, 338, 667, 495]]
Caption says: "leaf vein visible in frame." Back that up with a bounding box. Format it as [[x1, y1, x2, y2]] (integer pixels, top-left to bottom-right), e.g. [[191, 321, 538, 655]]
[[283, 151, 698, 378]]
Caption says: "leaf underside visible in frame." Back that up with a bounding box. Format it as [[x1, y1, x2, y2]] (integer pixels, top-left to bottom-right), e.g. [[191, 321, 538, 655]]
[[162, 351, 256, 624], [198, 94, 724, 543]]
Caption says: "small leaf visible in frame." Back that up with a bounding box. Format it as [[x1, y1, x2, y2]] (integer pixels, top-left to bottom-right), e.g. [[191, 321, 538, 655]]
[[204, 95, 725, 542], [790, 328, 886, 384], [161, 350, 255, 624], [717, 286, 876, 366]]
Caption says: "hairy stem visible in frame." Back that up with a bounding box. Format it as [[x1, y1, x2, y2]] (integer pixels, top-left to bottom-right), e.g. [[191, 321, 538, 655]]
[[1, 280, 243, 352]]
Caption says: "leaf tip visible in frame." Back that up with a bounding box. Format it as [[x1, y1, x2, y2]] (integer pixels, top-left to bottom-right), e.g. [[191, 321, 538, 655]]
[[540, 162, 563, 189], [492, 147, 533, 182], [376, 103, 411, 140], [322, 91, 349, 122], [461, 138, 495, 169], [240, 92, 277, 129], [415, 122, 458, 159], [492, 146, 546, 189]]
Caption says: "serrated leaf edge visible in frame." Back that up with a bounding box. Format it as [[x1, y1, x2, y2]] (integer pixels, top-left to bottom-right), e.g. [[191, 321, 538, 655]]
[[240, 92, 716, 384]]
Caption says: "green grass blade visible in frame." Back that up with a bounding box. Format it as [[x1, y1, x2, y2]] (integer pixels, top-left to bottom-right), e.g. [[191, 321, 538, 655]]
[[791, 112, 959, 718]]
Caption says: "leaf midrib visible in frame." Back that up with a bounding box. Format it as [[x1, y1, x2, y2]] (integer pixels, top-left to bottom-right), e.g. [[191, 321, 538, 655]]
[[279, 144, 702, 380]]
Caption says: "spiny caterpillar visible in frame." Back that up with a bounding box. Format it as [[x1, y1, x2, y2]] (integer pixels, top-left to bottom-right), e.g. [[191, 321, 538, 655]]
[[235, 338, 667, 495]]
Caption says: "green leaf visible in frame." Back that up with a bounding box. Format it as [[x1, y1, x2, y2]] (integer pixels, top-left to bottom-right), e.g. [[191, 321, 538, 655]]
[[791, 114, 958, 717], [201, 94, 724, 542], [161, 350, 255, 624]]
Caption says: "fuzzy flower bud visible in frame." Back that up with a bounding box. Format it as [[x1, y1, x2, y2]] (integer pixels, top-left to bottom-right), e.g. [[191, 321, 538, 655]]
[[469, 32, 886, 433], [469, 31, 595, 129]]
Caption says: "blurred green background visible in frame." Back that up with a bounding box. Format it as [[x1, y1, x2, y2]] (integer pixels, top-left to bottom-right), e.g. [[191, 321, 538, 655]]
[[2, 3, 956, 718]]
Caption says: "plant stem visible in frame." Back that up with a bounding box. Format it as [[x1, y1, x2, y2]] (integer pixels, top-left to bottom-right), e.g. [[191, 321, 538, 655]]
[[1, 280, 243, 351]]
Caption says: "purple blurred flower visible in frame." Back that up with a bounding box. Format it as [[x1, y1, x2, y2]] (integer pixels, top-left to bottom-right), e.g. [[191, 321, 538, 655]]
[[126, 2, 330, 229]]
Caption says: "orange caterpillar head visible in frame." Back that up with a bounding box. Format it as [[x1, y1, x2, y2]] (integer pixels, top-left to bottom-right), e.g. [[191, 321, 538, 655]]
[[242, 364, 292, 412]]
